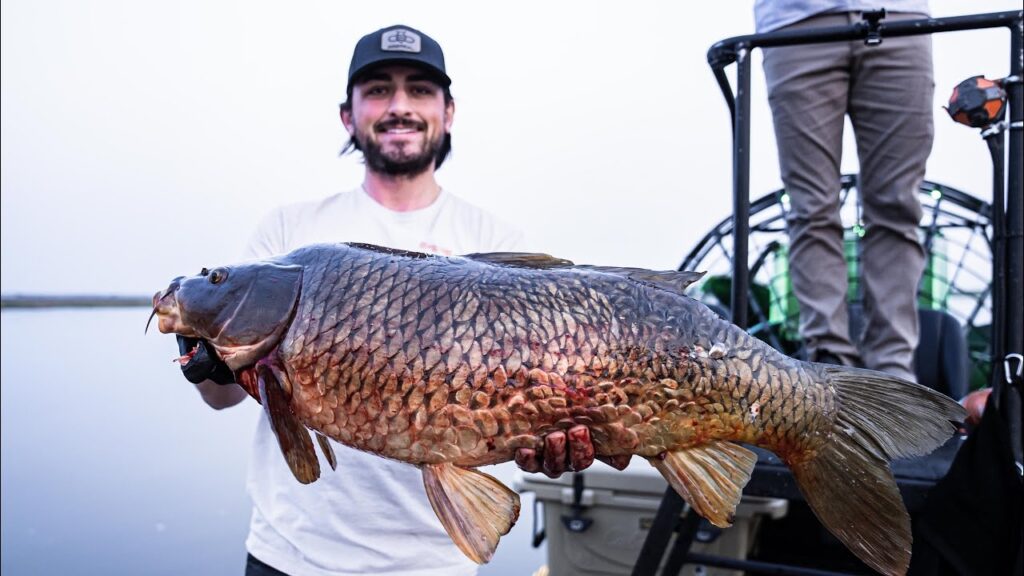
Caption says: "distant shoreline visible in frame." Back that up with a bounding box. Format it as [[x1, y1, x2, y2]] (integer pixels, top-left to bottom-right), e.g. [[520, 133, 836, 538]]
[[1, 295, 151, 309]]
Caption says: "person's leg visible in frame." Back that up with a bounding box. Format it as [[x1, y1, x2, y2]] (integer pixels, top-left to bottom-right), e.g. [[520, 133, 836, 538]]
[[763, 13, 861, 365], [246, 553, 291, 576], [848, 12, 934, 381]]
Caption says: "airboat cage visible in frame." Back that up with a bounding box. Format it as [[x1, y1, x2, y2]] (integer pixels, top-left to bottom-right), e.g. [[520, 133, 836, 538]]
[[649, 10, 1022, 575], [520, 10, 1023, 576]]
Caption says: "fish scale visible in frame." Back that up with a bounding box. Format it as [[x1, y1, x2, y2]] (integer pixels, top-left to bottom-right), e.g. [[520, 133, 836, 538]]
[[290, 255, 795, 467]]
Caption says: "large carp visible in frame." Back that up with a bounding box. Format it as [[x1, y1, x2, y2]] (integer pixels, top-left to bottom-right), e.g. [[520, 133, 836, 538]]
[[151, 243, 964, 575]]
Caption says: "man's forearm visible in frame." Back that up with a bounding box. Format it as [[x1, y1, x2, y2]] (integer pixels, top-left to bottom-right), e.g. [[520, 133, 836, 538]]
[[196, 380, 248, 409]]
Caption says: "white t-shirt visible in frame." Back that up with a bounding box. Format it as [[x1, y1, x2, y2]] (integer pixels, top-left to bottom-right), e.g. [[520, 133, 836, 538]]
[[240, 187, 524, 576]]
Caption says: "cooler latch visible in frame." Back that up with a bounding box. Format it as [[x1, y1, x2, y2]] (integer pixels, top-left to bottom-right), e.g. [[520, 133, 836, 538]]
[[560, 473, 594, 533]]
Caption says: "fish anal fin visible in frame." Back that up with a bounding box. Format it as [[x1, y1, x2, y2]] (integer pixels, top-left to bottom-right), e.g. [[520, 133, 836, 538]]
[[316, 432, 337, 471], [422, 464, 521, 564], [648, 441, 756, 528], [257, 364, 320, 484]]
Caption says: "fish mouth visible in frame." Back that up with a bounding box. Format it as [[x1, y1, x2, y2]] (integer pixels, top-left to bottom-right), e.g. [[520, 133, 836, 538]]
[[146, 279, 194, 336], [176, 344, 199, 366]]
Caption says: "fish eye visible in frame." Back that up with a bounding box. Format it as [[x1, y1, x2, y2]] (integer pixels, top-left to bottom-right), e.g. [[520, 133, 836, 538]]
[[208, 268, 228, 285]]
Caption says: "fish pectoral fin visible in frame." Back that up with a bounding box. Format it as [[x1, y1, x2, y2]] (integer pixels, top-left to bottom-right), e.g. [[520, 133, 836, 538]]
[[422, 463, 521, 564], [257, 364, 320, 484], [648, 441, 756, 528], [316, 433, 337, 471]]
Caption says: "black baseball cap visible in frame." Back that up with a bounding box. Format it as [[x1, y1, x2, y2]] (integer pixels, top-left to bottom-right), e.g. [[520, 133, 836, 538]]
[[347, 25, 451, 92]]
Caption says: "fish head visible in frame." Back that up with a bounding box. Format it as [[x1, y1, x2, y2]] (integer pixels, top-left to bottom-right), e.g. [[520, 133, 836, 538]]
[[151, 261, 303, 370]]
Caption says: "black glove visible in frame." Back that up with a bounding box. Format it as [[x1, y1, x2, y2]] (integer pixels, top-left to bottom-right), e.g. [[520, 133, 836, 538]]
[[176, 335, 235, 385]]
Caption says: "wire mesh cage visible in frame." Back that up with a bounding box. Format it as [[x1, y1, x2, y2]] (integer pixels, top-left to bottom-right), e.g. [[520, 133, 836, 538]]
[[680, 174, 993, 389]]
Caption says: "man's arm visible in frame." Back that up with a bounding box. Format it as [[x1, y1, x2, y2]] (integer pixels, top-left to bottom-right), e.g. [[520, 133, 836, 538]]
[[195, 380, 249, 409]]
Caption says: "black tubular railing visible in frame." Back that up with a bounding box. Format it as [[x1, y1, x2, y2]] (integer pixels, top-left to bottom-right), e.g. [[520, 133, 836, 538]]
[[633, 10, 1023, 576]]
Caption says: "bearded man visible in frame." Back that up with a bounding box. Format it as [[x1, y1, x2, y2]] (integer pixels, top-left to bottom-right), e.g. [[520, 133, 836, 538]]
[[175, 24, 597, 576]]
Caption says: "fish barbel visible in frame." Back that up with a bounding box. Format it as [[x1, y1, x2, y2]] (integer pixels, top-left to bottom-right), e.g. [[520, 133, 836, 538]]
[[151, 243, 964, 574]]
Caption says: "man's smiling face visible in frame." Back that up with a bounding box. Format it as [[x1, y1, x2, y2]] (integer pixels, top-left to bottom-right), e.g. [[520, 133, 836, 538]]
[[343, 65, 454, 176]]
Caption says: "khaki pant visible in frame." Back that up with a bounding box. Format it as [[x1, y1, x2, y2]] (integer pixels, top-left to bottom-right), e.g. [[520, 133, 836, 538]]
[[763, 12, 934, 381]]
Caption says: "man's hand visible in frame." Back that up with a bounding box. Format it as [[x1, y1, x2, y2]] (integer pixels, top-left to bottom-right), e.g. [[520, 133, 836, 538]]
[[514, 425, 632, 478], [176, 335, 235, 385], [959, 387, 992, 431]]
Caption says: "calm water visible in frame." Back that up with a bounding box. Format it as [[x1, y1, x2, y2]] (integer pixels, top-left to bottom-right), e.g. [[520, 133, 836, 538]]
[[0, 309, 545, 575]]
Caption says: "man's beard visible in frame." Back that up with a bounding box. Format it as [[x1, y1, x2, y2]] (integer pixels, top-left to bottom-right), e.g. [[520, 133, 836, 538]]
[[357, 121, 444, 177]]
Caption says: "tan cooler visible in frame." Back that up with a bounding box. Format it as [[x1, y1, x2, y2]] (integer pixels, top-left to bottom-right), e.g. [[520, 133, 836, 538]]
[[514, 460, 788, 576]]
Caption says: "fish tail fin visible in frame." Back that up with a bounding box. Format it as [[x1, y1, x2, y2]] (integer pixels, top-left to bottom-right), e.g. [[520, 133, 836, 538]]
[[788, 366, 965, 576]]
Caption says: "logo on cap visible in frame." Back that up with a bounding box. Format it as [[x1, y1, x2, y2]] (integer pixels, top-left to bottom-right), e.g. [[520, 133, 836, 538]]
[[381, 29, 421, 53]]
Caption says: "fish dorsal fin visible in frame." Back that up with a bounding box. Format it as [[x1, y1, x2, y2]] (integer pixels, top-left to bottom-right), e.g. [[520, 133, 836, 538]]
[[648, 441, 756, 527], [422, 463, 521, 564], [257, 364, 320, 484], [579, 266, 706, 295], [461, 252, 576, 269], [462, 252, 704, 295], [346, 242, 431, 259], [316, 433, 337, 471]]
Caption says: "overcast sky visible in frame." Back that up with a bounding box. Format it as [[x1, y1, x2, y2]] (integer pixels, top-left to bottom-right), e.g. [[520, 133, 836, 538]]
[[1, 0, 1017, 296]]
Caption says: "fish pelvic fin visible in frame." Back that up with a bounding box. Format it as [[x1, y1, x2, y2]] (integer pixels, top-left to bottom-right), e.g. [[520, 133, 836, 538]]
[[788, 366, 966, 576], [648, 441, 757, 528], [316, 432, 337, 471], [422, 463, 521, 564], [257, 364, 320, 484]]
